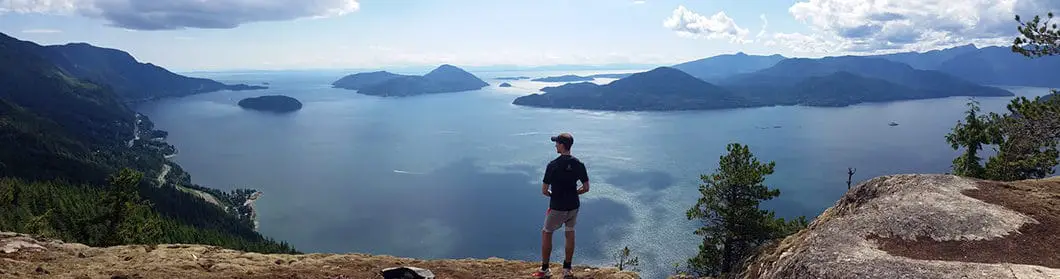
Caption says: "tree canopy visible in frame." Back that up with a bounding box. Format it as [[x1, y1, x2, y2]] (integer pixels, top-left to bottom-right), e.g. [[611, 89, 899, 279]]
[[685, 143, 808, 277]]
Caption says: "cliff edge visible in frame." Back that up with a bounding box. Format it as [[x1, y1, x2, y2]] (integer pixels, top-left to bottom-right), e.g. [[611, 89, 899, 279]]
[[743, 174, 1060, 279], [0, 232, 636, 279]]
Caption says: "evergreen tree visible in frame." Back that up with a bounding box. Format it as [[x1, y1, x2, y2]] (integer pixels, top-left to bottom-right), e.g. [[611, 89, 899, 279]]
[[945, 100, 995, 178], [1013, 12, 1060, 57], [100, 168, 163, 246], [9, 179, 18, 206], [686, 143, 808, 277], [983, 96, 1060, 181], [25, 209, 56, 239], [976, 12, 1060, 181], [0, 177, 296, 253]]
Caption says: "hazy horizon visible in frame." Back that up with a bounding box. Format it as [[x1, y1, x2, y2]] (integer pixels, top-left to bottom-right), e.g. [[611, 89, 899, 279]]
[[3, 0, 1057, 72]]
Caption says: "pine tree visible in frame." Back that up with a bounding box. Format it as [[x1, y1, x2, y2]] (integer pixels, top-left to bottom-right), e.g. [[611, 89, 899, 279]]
[[977, 12, 1060, 181], [1013, 12, 1060, 57], [102, 168, 146, 246], [945, 100, 995, 178], [25, 209, 56, 238], [9, 179, 19, 206], [686, 143, 808, 277], [983, 96, 1060, 181]]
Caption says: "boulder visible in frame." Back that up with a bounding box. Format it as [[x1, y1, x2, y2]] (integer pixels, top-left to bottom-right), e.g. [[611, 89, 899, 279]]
[[381, 266, 435, 279]]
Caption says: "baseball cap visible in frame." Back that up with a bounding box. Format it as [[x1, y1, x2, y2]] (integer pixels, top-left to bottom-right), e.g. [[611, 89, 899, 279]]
[[550, 132, 574, 146]]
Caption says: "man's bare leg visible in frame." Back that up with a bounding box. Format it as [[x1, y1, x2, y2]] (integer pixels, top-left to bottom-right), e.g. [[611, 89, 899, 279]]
[[541, 231, 553, 270], [564, 230, 575, 267]]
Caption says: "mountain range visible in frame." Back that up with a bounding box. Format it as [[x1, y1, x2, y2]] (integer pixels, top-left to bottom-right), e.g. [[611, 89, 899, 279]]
[[874, 44, 1060, 87], [670, 44, 1060, 89], [513, 67, 752, 111], [332, 65, 489, 97], [516, 49, 1021, 110], [718, 56, 1012, 106], [530, 73, 635, 82], [38, 42, 265, 102], [671, 52, 787, 83], [871, 44, 982, 70], [0, 32, 291, 253]]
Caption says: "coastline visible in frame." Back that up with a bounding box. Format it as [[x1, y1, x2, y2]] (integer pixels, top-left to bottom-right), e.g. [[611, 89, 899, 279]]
[[154, 138, 259, 231], [138, 108, 262, 231]]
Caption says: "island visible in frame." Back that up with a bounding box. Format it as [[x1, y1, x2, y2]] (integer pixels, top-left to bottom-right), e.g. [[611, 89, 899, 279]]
[[499, 82, 513, 87], [718, 56, 1012, 107], [513, 57, 1013, 111], [587, 73, 635, 79], [531, 75, 595, 82], [225, 84, 269, 91], [332, 71, 410, 90], [237, 95, 303, 112], [332, 65, 489, 97], [496, 76, 531, 80], [529, 73, 635, 83], [514, 67, 753, 111]]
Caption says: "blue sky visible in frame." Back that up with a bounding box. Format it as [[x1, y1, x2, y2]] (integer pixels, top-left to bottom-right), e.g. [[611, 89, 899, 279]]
[[1, 0, 1056, 71]]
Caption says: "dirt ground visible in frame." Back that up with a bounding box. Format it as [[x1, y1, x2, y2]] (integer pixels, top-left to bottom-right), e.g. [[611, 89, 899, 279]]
[[742, 174, 1060, 279], [871, 178, 1060, 268], [0, 232, 638, 279]]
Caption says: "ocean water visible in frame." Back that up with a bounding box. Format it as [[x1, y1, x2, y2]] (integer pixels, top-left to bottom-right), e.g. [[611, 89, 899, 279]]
[[135, 69, 1052, 278]]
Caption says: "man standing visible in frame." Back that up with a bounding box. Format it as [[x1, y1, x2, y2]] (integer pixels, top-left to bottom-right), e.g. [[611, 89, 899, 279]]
[[533, 132, 590, 279]]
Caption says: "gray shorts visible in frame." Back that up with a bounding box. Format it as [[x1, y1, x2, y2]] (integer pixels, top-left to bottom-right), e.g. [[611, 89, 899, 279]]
[[542, 208, 579, 233]]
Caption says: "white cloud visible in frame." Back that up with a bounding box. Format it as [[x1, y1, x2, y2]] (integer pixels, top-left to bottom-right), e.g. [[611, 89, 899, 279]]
[[633, 0, 646, 4], [21, 28, 62, 33], [756, 14, 768, 38], [767, 32, 842, 54], [664, 5, 750, 43], [0, 0, 79, 13], [785, 0, 1060, 53], [0, 0, 360, 30]]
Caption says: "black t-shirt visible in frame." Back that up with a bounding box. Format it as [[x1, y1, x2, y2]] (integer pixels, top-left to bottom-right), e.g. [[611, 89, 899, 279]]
[[543, 155, 588, 211]]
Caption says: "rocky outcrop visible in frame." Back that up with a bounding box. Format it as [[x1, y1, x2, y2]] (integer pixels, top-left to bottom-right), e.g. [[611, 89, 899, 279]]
[[0, 232, 637, 279], [743, 174, 1060, 279]]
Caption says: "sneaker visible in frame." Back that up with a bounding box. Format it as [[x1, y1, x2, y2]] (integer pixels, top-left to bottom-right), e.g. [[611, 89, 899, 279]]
[[532, 268, 551, 278], [562, 268, 574, 278]]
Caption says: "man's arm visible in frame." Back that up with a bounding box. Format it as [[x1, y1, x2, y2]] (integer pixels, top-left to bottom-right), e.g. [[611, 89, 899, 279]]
[[542, 163, 553, 197], [577, 162, 589, 195]]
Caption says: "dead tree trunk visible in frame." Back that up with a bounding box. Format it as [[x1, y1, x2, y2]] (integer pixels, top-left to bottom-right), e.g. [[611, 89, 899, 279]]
[[847, 168, 857, 190]]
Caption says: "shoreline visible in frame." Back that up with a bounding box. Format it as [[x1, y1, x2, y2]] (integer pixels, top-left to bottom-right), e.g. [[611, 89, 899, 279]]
[[151, 127, 259, 231]]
